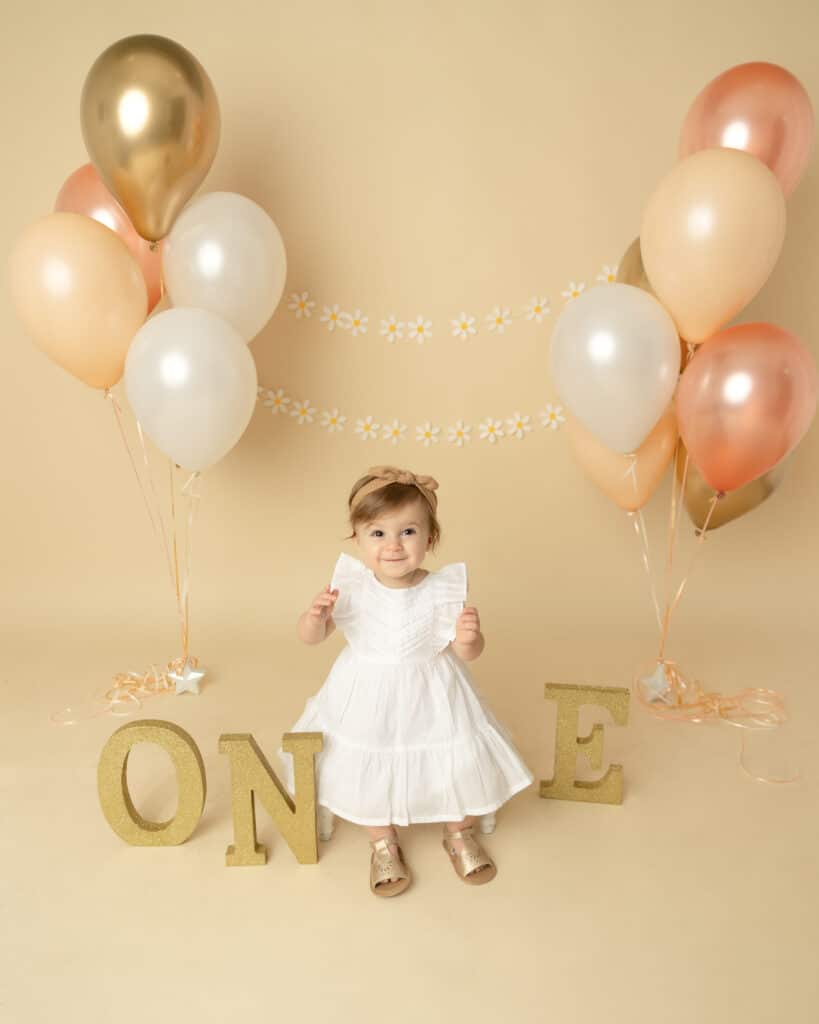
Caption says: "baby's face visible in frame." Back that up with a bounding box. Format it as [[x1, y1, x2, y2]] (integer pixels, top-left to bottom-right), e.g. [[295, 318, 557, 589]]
[[354, 497, 432, 587]]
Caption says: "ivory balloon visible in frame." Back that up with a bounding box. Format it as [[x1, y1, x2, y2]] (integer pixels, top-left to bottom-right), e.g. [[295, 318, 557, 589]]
[[124, 309, 258, 472], [8, 212, 147, 389], [679, 62, 815, 198], [568, 407, 677, 511], [676, 441, 787, 532], [55, 163, 163, 311], [641, 149, 786, 345], [163, 192, 287, 341], [81, 34, 220, 241], [676, 323, 817, 493], [550, 284, 680, 453]]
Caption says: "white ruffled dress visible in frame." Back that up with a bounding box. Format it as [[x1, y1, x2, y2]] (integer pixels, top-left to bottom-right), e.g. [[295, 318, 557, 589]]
[[277, 553, 535, 826]]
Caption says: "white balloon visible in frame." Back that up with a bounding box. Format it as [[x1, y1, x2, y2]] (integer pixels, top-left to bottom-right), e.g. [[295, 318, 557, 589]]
[[125, 308, 258, 471], [550, 284, 680, 453], [163, 192, 287, 342]]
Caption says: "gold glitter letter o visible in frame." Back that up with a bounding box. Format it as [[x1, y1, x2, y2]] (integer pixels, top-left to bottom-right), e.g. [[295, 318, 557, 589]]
[[98, 719, 207, 845]]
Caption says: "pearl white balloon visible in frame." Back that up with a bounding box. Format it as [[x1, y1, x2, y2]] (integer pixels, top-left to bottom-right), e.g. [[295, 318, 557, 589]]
[[163, 192, 287, 342], [125, 308, 258, 471], [550, 284, 680, 453]]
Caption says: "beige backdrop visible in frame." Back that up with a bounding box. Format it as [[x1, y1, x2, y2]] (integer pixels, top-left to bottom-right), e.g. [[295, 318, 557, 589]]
[[2, 2, 818, 1022]]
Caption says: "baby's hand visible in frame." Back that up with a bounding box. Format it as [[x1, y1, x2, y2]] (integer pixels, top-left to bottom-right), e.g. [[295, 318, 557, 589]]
[[308, 585, 339, 623], [455, 606, 481, 646]]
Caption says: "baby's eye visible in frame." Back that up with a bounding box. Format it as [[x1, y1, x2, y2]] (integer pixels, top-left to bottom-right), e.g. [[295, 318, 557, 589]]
[[371, 529, 384, 537], [402, 528, 416, 535]]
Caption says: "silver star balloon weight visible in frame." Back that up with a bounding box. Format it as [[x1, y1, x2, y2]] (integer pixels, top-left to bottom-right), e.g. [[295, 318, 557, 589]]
[[169, 659, 206, 695]]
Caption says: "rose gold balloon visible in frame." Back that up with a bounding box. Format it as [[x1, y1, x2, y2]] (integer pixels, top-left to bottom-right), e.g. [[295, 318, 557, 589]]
[[679, 62, 815, 198], [567, 407, 677, 511], [8, 212, 147, 389], [55, 163, 162, 311], [676, 323, 817, 493], [641, 149, 786, 345], [676, 440, 787, 532]]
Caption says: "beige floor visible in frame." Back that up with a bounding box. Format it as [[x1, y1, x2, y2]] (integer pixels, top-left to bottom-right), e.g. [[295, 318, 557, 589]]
[[3, 615, 817, 1023]]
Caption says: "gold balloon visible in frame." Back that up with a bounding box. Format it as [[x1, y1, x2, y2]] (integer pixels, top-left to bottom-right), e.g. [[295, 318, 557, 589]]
[[616, 236, 656, 296], [676, 441, 787, 531], [540, 683, 630, 805], [81, 34, 220, 241], [617, 237, 691, 370]]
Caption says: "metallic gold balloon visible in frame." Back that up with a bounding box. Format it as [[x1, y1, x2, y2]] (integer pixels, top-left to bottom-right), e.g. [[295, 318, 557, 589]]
[[540, 683, 630, 805], [617, 237, 690, 370], [676, 441, 787, 531], [616, 237, 655, 296], [81, 34, 220, 241]]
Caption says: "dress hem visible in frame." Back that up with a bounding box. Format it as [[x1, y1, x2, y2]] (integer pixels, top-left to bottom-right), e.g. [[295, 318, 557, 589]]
[[304, 773, 535, 828]]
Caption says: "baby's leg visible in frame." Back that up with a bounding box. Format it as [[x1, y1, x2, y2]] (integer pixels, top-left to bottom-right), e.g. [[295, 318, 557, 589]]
[[317, 805, 335, 841]]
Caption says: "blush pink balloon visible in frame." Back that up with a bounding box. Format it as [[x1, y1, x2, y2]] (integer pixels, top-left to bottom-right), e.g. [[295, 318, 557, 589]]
[[676, 323, 818, 493], [55, 163, 163, 311], [679, 62, 815, 197]]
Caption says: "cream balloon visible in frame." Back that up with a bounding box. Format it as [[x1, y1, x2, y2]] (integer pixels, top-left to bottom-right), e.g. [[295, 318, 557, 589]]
[[163, 192, 287, 341], [9, 212, 147, 389], [124, 308, 258, 471], [550, 284, 680, 453], [640, 148, 786, 344], [567, 407, 677, 511]]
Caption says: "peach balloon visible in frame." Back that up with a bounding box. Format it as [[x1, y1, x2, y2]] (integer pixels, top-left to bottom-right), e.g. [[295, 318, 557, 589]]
[[676, 323, 817, 493], [55, 163, 163, 311], [567, 407, 678, 511], [9, 212, 147, 389], [679, 62, 815, 198], [641, 148, 786, 345]]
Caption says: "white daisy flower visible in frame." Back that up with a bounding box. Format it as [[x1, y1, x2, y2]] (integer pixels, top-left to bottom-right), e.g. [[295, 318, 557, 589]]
[[597, 264, 618, 284], [479, 418, 504, 444], [447, 421, 472, 447], [344, 310, 368, 337], [287, 291, 315, 319], [450, 313, 477, 340], [506, 412, 532, 440], [382, 419, 407, 445], [561, 281, 585, 302], [415, 422, 440, 447], [379, 315, 405, 343], [320, 304, 344, 331], [320, 408, 346, 433], [408, 316, 432, 344], [262, 388, 291, 415], [355, 415, 380, 440], [540, 404, 566, 430], [486, 306, 512, 334], [291, 399, 316, 425], [524, 297, 550, 323]]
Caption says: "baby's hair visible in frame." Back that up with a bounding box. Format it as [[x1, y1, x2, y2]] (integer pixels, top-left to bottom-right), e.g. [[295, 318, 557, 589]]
[[347, 471, 442, 550]]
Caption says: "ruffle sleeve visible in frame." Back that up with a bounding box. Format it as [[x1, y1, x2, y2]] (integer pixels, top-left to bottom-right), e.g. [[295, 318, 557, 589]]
[[431, 561, 468, 656], [329, 552, 367, 627]]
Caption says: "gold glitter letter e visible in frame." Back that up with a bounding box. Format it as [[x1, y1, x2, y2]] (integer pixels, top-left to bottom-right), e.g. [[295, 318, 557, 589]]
[[540, 683, 630, 805]]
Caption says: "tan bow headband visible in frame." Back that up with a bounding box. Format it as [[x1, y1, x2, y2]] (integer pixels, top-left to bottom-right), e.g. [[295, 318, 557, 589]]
[[350, 466, 440, 515]]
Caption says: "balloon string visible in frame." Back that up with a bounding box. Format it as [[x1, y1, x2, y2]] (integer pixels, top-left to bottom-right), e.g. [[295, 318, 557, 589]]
[[658, 442, 689, 660], [105, 389, 174, 587], [50, 656, 200, 726], [633, 658, 798, 785], [181, 471, 201, 664], [623, 455, 663, 634], [169, 460, 186, 661]]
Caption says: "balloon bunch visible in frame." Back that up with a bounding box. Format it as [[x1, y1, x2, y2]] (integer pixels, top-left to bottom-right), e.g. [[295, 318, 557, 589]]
[[550, 62, 818, 764], [8, 35, 288, 712]]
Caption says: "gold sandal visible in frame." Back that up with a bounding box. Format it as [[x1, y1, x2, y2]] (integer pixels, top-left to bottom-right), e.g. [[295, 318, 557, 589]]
[[442, 824, 497, 885], [369, 833, 412, 897]]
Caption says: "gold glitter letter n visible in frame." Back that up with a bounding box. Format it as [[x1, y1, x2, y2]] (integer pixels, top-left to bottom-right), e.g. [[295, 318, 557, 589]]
[[540, 683, 630, 805], [218, 732, 323, 867]]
